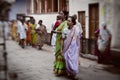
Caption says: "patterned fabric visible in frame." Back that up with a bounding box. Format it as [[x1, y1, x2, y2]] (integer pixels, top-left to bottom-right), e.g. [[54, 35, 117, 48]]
[[36, 25, 46, 48], [54, 21, 67, 75], [63, 26, 81, 76], [30, 23, 37, 46]]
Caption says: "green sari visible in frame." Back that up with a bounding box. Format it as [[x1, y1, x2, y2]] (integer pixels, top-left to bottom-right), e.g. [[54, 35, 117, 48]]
[[54, 21, 67, 75], [30, 24, 37, 46]]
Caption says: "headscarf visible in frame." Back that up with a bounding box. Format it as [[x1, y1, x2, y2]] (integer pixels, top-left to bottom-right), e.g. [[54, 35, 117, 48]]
[[100, 22, 110, 41], [98, 22, 111, 52]]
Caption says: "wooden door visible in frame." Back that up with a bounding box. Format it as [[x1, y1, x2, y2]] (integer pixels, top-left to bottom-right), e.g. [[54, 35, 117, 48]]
[[89, 3, 99, 39], [78, 11, 85, 38], [89, 3, 99, 54], [78, 11, 86, 53]]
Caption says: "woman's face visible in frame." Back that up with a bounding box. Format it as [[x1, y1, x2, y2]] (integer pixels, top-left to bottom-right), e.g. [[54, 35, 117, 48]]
[[38, 21, 42, 25], [67, 17, 73, 29], [59, 11, 65, 20]]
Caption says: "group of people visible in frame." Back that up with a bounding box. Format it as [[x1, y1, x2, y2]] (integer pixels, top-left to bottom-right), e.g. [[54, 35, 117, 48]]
[[2, 9, 111, 79], [51, 10, 83, 79], [51, 10, 112, 79], [11, 17, 47, 49]]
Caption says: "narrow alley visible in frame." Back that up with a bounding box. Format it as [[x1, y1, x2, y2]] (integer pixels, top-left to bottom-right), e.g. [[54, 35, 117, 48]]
[[5, 39, 120, 80], [0, 0, 120, 80]]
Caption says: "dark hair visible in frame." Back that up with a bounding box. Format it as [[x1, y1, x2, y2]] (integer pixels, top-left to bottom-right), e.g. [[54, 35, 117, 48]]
[[56, 15, 61, 20], [27, 20, 30, 23], [69, 16, 76, 25], [38, 20, 42, 24], [72, 14, 77, 20], [61, 10, 69, 20]]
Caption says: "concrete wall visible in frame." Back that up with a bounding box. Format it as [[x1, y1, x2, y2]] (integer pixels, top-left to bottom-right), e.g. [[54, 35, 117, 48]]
[[112, 0, 120, 49], [28, 13, 59, 33]]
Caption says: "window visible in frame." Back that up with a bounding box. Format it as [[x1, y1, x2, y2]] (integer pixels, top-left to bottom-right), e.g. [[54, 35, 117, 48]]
[[41, 0, 45, 13], [59, 0, 67, 12], [53, 0, 58, 12], [34, 0, 38, 13], [26, 0, 68, 14], [26, 0, 31, 14], [46, 0, 52, 12]]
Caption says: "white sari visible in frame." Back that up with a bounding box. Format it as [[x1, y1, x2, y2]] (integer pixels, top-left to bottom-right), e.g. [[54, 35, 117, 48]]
[[98, 24, 111, 52]]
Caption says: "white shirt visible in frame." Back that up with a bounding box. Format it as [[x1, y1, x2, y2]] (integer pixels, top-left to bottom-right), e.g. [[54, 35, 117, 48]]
[[17, 21, 27, 39]]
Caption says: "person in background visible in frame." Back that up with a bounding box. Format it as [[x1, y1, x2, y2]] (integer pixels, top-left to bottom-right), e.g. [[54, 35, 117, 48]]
[[30, 19, 37, 48], [72, 14, 83, 36], [11, 20, 18, 41], [36, 20, 47, 50], [17, 17, 28, 48], [72, 14, 83, 65], [26, 20, 31, 46], [51, 15, 61, 51], [95, 22, 112, 64]]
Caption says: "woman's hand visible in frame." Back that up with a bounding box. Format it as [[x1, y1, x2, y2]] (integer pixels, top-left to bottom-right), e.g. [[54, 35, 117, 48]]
[[52, 30, 61, 34]]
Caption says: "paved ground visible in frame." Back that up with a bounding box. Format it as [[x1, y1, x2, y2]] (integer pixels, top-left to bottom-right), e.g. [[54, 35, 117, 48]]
[[4, 40, 120, 80]]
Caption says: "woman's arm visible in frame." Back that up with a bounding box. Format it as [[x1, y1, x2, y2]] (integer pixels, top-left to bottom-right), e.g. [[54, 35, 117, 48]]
[[52, 30, 62, 34]]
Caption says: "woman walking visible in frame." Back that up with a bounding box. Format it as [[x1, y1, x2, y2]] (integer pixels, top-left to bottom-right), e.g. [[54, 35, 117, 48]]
[[95, 22, 111, 64], [36, 20, 47, 50], [63, 16, 81, 79], [30, 19, 37, 48], [11, 20, 18, 41], [53, 10, 69, 76], [26, 20, 31, 46]]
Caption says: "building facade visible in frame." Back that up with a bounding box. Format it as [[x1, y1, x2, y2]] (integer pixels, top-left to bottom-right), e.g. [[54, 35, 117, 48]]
[[9, 0, 120, 55]]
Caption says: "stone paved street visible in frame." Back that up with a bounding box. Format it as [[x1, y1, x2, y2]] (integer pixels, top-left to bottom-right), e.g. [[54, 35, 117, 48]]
[[5, 40, 120, 80]]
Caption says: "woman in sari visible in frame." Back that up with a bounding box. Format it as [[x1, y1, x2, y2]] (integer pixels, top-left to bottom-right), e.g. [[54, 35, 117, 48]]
[[30, 19, 37, 48], [53, 10, 69, 76], [11, 20, 18, 41], [95, 22, 111, 64], [36, 20, 47, 50], [26, 20, 31, 46], [63, 16, 81, 78]]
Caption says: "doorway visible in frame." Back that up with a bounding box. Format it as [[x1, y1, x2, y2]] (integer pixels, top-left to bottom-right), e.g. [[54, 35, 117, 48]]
[[89, 3, 99, 54], [78, 11, 86, 53]]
